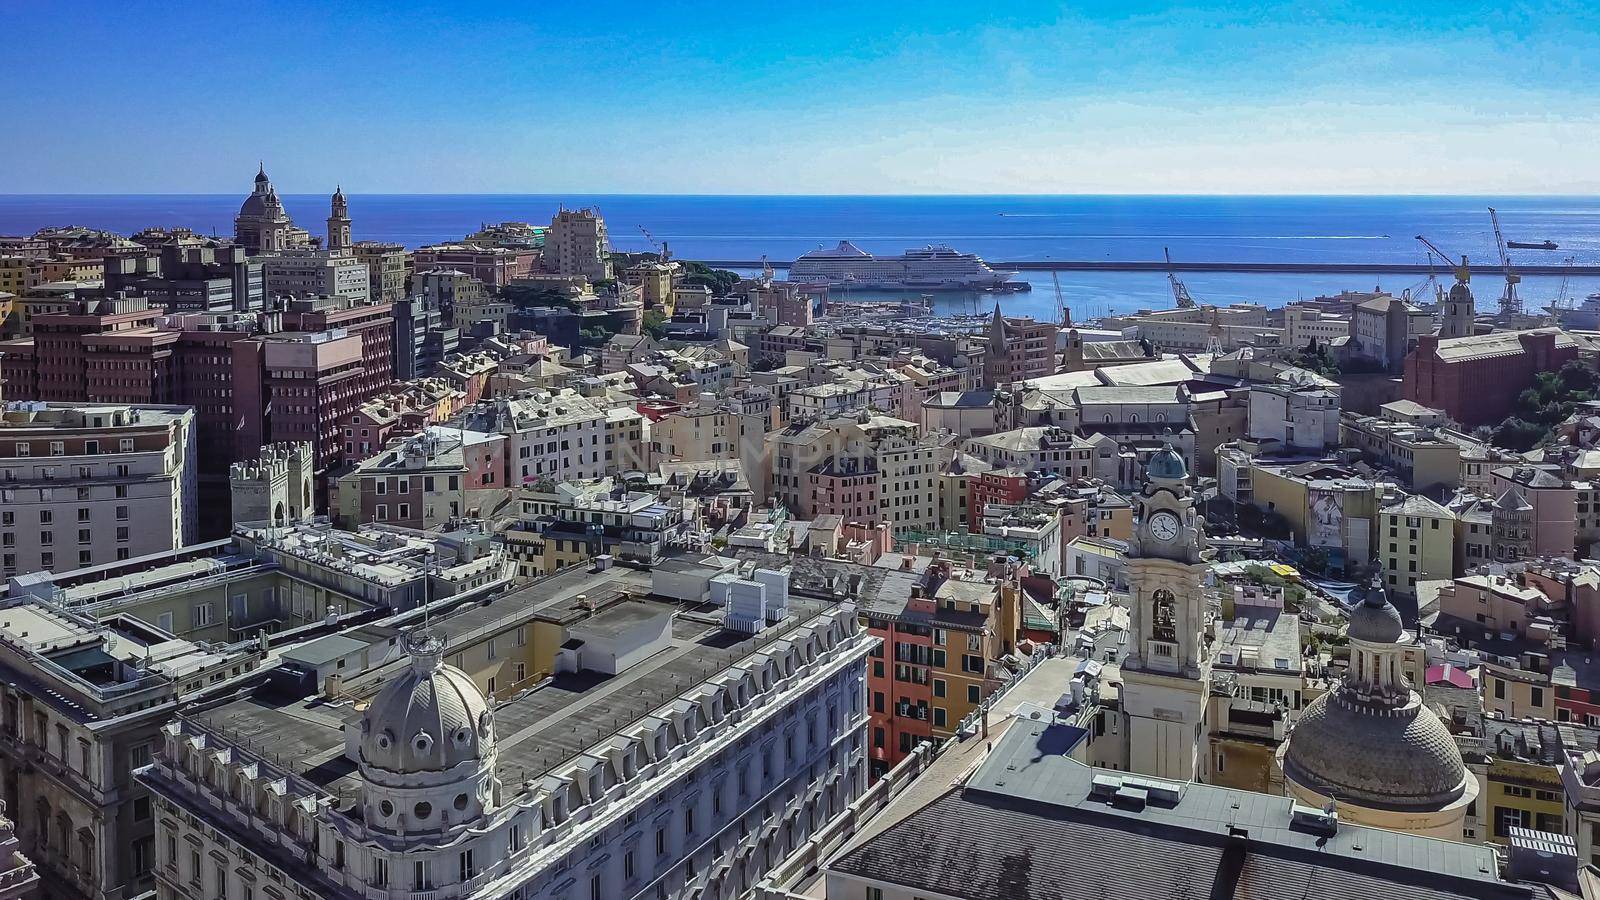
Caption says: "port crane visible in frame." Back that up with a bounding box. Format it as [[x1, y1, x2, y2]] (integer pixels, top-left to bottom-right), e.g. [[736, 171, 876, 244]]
[[1163, 247, 1197, 309], [1551, 256, 1578, 312], [1487, 207, 1522, 317], [1413, 235, 1471, 286], [637, 225, 671, 262], [1051, 269, 1070, 326]]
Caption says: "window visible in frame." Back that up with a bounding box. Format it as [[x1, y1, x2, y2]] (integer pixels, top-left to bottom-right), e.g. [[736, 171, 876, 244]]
[[1494, 678, 1506, 700], [967, 685, 980, 704], [458, 848, 475, 881], [373, 856, 388, 887], [624, 849, 636, 881], [413, 860, 431, 890], [194, 603, 214, 627], [655, 827, 666, 856], [685, 807, 695, 834], [933, 678, 946, 698]]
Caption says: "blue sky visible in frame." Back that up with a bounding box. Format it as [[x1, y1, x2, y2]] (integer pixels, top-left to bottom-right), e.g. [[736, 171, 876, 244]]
[[3, 1, 1599, 194]]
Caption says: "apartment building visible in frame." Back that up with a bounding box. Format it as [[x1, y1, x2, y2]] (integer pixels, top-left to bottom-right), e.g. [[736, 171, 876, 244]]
[[411, 243, 533, 288], [465, 389, 648, 487], [851, 556, 1023, 775], [962, 426, 1114, 479], [350, 240, 409, 304], [259, 248, 371, 304], [546, 207, 612, 282], [1341, 412, 1462, 493], [770, 415, 949, 535], [982, 308, 1058, 387], [501, 477, 686, 578], [332, 427, 509, 529], [1378, 493, 1457, 597], [649, 404, 771, 504], [1248, 371, 1339, 452], [0, 403, 196, 578]]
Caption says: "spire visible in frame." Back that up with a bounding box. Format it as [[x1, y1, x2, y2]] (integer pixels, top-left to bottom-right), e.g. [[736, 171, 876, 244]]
[[989, 302, 1007, 346], [255, 162, 269, 185]]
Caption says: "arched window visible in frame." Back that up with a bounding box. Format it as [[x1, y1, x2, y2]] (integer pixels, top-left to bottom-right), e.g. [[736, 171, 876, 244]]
[[1151, 589, 1178, 644]]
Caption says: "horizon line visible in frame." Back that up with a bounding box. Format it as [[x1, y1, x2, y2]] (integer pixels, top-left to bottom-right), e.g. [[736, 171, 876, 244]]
[[3, 191, 1599, 199]]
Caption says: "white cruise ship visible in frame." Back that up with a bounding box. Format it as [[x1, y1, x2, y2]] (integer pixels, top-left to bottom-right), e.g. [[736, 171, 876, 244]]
[[788, 241, 1018, 290]]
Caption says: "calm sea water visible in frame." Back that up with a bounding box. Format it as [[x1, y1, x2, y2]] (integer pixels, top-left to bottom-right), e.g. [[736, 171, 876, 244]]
[[2, 193, 1598, 318]]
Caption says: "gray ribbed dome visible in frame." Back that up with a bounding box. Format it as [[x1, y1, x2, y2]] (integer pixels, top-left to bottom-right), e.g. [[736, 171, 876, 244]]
[[1282, 692, 1469, 810], [1147, 444, 1187, 481], [1348, 584, 1404, 644], [239, 191, 269, 218], [359, 631, 494, 775]]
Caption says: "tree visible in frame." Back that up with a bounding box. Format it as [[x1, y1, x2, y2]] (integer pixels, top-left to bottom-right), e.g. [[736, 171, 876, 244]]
[[680, 261, 741, 296], [1492, 417, 1546, 452], [1561, 358, 1600, 394], [642, 309, 668, 339], [504, 284, 572, 310]]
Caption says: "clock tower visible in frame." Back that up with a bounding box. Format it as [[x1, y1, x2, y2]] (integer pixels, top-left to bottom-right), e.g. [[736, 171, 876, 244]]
[[1120, 442, 1213, 781]]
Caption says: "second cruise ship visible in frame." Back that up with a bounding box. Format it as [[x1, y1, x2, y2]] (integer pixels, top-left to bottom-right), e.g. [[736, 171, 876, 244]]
[[787, 241, 1020, 291]]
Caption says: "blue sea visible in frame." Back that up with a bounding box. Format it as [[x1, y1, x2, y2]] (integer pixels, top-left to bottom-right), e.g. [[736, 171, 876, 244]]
[[3, 193, 1599, 320]]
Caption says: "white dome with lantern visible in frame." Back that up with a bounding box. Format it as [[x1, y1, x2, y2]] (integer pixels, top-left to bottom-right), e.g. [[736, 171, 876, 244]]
[[356, 629, 500, 835]]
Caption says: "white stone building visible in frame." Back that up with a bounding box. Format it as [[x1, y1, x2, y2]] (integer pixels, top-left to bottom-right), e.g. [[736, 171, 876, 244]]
[[138, 587, 873, 900], [260, 248, 372, 304], [0, 403, 197, 577]]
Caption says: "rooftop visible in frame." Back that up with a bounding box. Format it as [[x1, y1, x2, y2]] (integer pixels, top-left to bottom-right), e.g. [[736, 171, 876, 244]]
[[188, 560, 840, 811], [828, 717, 1527, 900]]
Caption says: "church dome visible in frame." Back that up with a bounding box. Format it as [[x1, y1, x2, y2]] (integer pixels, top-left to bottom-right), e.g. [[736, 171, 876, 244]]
[[359, 630, 495, 776], [1348, 584, 1404, 644], [1281, 692, 1469, 810], [238, 192, 269, 218], [1146, 443, 1187, 481]]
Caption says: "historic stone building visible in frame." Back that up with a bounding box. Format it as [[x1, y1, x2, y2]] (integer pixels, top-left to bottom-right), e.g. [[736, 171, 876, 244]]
[[138, 564, 873, 900], [233, 164, 314, 254], [1119, 443, 1214, 781], [327, 186, 352, 251], [1278, 578, 1480, 839]]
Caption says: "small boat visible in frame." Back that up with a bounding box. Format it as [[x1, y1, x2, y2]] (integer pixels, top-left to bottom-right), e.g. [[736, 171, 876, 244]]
[[1507, 239, 1560, 250]]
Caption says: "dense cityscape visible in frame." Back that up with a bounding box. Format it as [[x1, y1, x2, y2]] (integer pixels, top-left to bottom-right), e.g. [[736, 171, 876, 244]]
[[0, 166, 1594, 900]]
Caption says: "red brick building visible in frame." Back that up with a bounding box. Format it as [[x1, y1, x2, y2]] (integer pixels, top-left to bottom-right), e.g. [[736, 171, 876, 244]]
[[0, 295, 395, 534], [1403, 329, 1581, 428], [983, 306, 1059, 387], [967, 469, 1029, 532]]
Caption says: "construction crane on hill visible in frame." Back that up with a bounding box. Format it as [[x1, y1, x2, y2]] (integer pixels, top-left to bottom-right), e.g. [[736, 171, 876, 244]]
[[1050, 264, 1070, 326], [637, 225, 671, 262], [1163, 247, 1197, 309], [1487, 207, 1522, 317]]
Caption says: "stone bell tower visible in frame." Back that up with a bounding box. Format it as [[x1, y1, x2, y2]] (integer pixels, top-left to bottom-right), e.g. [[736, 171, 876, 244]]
[[1121, 442, 1213, 781], [327, 186, 352, 251]]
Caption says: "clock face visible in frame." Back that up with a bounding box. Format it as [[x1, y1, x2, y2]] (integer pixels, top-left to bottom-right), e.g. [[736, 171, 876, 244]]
[[1148, 511, 1181, 542]]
